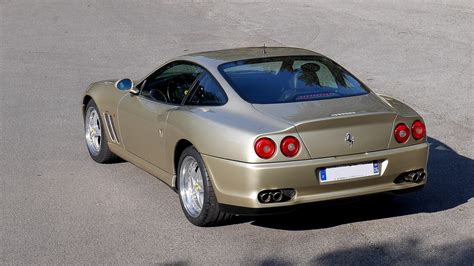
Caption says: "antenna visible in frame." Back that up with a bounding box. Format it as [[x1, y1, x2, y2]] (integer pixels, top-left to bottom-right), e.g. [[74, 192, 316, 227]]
[[263, 43, 266, 54]]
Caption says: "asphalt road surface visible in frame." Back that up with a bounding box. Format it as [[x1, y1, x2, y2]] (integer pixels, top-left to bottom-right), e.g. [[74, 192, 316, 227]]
[[1, 0, 473, 264]]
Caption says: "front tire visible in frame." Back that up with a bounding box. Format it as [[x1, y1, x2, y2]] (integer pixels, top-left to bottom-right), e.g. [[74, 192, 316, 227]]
[[84, 100, 118, 163], [177, 146, 232, 226]]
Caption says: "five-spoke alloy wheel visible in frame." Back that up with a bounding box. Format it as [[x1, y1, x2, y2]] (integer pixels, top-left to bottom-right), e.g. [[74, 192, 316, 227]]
[[84, 100, 117, 163], [177, 146, 232, 226], [179, 156, 205, 217], [85, 107, 102, 156]]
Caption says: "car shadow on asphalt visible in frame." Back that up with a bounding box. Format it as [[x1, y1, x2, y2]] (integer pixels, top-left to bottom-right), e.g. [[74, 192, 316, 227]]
[[253, 237, 474, 265], [243, 137, 473, 230]]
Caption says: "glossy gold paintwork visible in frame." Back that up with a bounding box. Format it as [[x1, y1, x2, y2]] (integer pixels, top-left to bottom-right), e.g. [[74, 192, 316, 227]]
[[203, 143, 428, 208], [83, 47, 428, 210]]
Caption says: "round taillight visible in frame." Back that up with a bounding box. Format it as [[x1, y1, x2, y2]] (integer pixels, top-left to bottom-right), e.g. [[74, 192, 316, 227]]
[[412, 120, 426, 140], [254, 137, 276, 159], [280, 136, 300, 157], [394, 123, 410, 143]]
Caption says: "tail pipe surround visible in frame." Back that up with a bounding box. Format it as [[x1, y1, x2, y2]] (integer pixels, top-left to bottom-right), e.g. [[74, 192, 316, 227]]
[[258, 189, 296, 204], [394, 169, 426, 184]]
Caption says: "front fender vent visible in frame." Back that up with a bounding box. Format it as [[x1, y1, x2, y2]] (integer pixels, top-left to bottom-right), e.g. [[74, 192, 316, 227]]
[[103, 112, 119, 144]]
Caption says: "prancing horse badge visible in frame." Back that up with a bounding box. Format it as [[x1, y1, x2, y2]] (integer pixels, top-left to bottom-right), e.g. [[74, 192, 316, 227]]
[[345, 132, 355, 147]]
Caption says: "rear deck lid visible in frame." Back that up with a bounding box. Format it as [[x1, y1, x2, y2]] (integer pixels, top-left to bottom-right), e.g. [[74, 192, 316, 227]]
[[252, 93, 397, 158]]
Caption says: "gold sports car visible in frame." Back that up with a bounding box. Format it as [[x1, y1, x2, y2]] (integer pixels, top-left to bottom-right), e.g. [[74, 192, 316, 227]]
[[82, 47, 428, 226]]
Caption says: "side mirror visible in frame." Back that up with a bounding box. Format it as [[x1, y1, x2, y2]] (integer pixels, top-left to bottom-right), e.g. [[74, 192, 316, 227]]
[[115, 78, 139, 94]]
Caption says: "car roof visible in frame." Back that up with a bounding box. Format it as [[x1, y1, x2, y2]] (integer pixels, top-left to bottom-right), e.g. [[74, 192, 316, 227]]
[[177, 47, 323, 67]]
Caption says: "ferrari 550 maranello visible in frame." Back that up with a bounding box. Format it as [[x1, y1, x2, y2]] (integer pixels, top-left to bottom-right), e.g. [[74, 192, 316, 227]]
[[82, 47, 428, 226]]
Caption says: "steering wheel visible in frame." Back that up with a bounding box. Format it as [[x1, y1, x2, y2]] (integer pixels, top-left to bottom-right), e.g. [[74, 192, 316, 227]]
[[167, 80, 190, 104], [166, 80, 173, 103], [149, 89, 167, 103], [166, 80, 176, 104]]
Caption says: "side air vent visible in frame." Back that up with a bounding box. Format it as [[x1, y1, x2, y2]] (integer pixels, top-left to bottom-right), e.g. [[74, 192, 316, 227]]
[[103, 113, 119, 144]]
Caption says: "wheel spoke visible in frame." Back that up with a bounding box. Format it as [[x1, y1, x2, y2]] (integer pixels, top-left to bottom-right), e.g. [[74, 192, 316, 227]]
[[93, 127, 101, 137], [198, 191, 204, 207], [94, 137, 100, 150]]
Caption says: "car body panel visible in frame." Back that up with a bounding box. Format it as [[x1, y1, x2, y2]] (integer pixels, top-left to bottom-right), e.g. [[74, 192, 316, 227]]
[[295, 112, 397, 158], [82, 47, 428, 212], [117, 95, 176, 170], [164, 106, 308, 168], [108, 140, 175, 187], [253, 93, 398, 158], [203, 143, 428, 208]]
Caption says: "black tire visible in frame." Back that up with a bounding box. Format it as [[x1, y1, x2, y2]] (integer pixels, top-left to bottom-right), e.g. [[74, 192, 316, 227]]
[[177, 146, 232, 226], [84, 100, 118, 163]]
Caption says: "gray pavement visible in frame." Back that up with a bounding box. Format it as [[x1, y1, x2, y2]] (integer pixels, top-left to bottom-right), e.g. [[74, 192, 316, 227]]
[[1, 0, 473, 264]]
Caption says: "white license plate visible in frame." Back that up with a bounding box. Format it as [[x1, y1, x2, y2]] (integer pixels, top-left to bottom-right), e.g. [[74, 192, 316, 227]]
[[319, 161, 380, 183]]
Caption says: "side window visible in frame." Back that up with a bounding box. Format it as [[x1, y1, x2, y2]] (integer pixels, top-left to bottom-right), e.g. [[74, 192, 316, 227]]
[[140, 62, 203, 104], [342, 73, 362, 88], [187, 73, 227, 106]]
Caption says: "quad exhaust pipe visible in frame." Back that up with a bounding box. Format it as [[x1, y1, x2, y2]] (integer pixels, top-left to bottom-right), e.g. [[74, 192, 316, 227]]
[[258, 189, 295, 204], [395, 169, 426, 184], [404, 170, 426, 183]]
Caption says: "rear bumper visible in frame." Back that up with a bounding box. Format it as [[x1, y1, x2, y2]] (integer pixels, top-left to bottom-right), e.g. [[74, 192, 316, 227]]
[[202, 143, 429, 214], [218, 185, 425, 215]]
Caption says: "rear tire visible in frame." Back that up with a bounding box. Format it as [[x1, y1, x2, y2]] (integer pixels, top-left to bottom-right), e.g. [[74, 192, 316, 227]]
[[84, 100, 118, 163], [177, 146, 232, 226]]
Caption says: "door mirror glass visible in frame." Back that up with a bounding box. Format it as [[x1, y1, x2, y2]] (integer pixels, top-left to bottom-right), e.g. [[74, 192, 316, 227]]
[[115, 78, 134, 91]]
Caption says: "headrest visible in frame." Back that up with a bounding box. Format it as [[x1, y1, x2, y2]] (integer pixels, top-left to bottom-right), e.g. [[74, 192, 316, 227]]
[[300, 63, 320, 72]]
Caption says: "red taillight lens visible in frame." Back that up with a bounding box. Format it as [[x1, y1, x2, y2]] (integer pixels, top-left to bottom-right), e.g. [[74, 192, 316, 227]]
[[411, 120, 426, 140], [254, 137, 276, 159], [394, 123, 410, 143], [280, 136, 300, 157]]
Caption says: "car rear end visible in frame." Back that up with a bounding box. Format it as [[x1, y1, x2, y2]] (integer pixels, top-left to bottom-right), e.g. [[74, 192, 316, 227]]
[[202, 102, 428, 213], [204, 141, 428, 213], [202, 54, 428, 214]]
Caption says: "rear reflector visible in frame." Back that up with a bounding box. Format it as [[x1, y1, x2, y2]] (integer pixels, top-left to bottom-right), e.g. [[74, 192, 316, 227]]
[[254, 137, 276, 159], [280, 136, 300, 157], [411, 120, 426, 140], [394, 123, 410, 143]]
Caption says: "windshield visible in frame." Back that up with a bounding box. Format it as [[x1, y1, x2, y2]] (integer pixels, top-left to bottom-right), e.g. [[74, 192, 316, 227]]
[[218, 56, 369, 104]]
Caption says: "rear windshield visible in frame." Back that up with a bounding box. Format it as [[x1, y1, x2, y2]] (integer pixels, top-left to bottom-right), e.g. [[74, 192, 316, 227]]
[[218, 56, 369, 104]]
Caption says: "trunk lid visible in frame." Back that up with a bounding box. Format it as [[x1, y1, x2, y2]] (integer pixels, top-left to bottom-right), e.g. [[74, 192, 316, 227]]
[[252, 93, 397, 158]]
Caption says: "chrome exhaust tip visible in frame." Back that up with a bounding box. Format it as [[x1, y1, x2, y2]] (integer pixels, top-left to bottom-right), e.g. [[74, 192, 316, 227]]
[[404, 172, 417, 183], [258, 192, 272, 203], [413, 173, 421, 183], [414, 172, 426, 183], [258, 189, 296, 203], [403, 170, 426, 183], [394, 169, 426, 184], [272, 191, 283, 202]]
